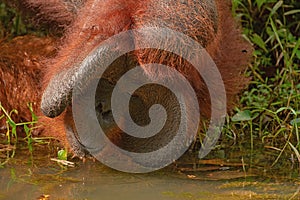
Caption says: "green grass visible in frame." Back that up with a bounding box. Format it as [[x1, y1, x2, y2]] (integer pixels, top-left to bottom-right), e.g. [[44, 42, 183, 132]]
[[0, 103, 57, 167], [0, 2, 28, 38], [221, 0, 300, 176], [0, 2, 48, 39], [0, 103, 38, 166], [0, 2, 68, 166]]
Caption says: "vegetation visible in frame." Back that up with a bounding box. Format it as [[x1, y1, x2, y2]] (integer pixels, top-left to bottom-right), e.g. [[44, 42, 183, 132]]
[[0, 1, 299, 177], [223, 0, 300, 177], [0, 2, 57, 166], [0, 103, 58, 167], [0, 2, 31, 38]]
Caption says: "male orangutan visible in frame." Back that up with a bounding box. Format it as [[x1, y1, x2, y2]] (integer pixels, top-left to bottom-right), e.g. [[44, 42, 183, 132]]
[[0, 0, 251, 161]]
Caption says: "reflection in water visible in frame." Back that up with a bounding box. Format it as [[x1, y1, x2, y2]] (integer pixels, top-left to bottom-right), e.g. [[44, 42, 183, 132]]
[[0, 144, 300, 200], [1, 158, 300, 200]]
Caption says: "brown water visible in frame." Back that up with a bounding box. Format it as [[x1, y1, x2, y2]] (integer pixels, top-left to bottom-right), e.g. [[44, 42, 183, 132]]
[[1, 144, 300, 200]]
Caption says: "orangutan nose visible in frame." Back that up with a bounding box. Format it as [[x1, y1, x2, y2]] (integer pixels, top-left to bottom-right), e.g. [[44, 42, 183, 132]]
[[94, 78, 115, 132], [96, 100, 113, 124]]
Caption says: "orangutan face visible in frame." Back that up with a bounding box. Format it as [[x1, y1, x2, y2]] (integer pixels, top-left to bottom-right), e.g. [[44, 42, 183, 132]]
[[26, 0, 251, 170]]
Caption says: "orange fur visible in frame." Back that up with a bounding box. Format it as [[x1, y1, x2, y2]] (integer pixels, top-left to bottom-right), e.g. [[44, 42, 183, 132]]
[[1, 0, 252, 152], [0, 36, 55, 133]]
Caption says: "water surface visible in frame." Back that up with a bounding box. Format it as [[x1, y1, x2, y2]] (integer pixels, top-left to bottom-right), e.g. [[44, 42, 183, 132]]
[[0, 144, 299, 200]]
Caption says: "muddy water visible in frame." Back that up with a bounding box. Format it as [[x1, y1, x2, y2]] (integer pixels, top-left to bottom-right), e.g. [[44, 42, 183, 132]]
[[0, 145, 300, 200]]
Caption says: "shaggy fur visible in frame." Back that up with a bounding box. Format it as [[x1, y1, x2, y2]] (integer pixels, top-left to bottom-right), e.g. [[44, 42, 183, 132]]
[[0, 36, 55, 132], [0, 0, 252, 154]]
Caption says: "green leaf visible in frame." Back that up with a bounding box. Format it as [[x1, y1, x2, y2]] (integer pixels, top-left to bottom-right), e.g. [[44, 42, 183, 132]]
[[7, 119, 16, 128], [251, 34, 268, 52], [284, 9, 300, 16], [276, 107, 297, 115], [11, 126, 16, 137], [28, 103, 38, 122], [296, 50, 300, 60], [24, 124, 30, 136], [27, 137, 33, 153], [290, 38, 300, 61], [270, 1, 283, 17], [256, 0, 266, 10], [232, 110, 253, 122], [58, 149, 68, 161]]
